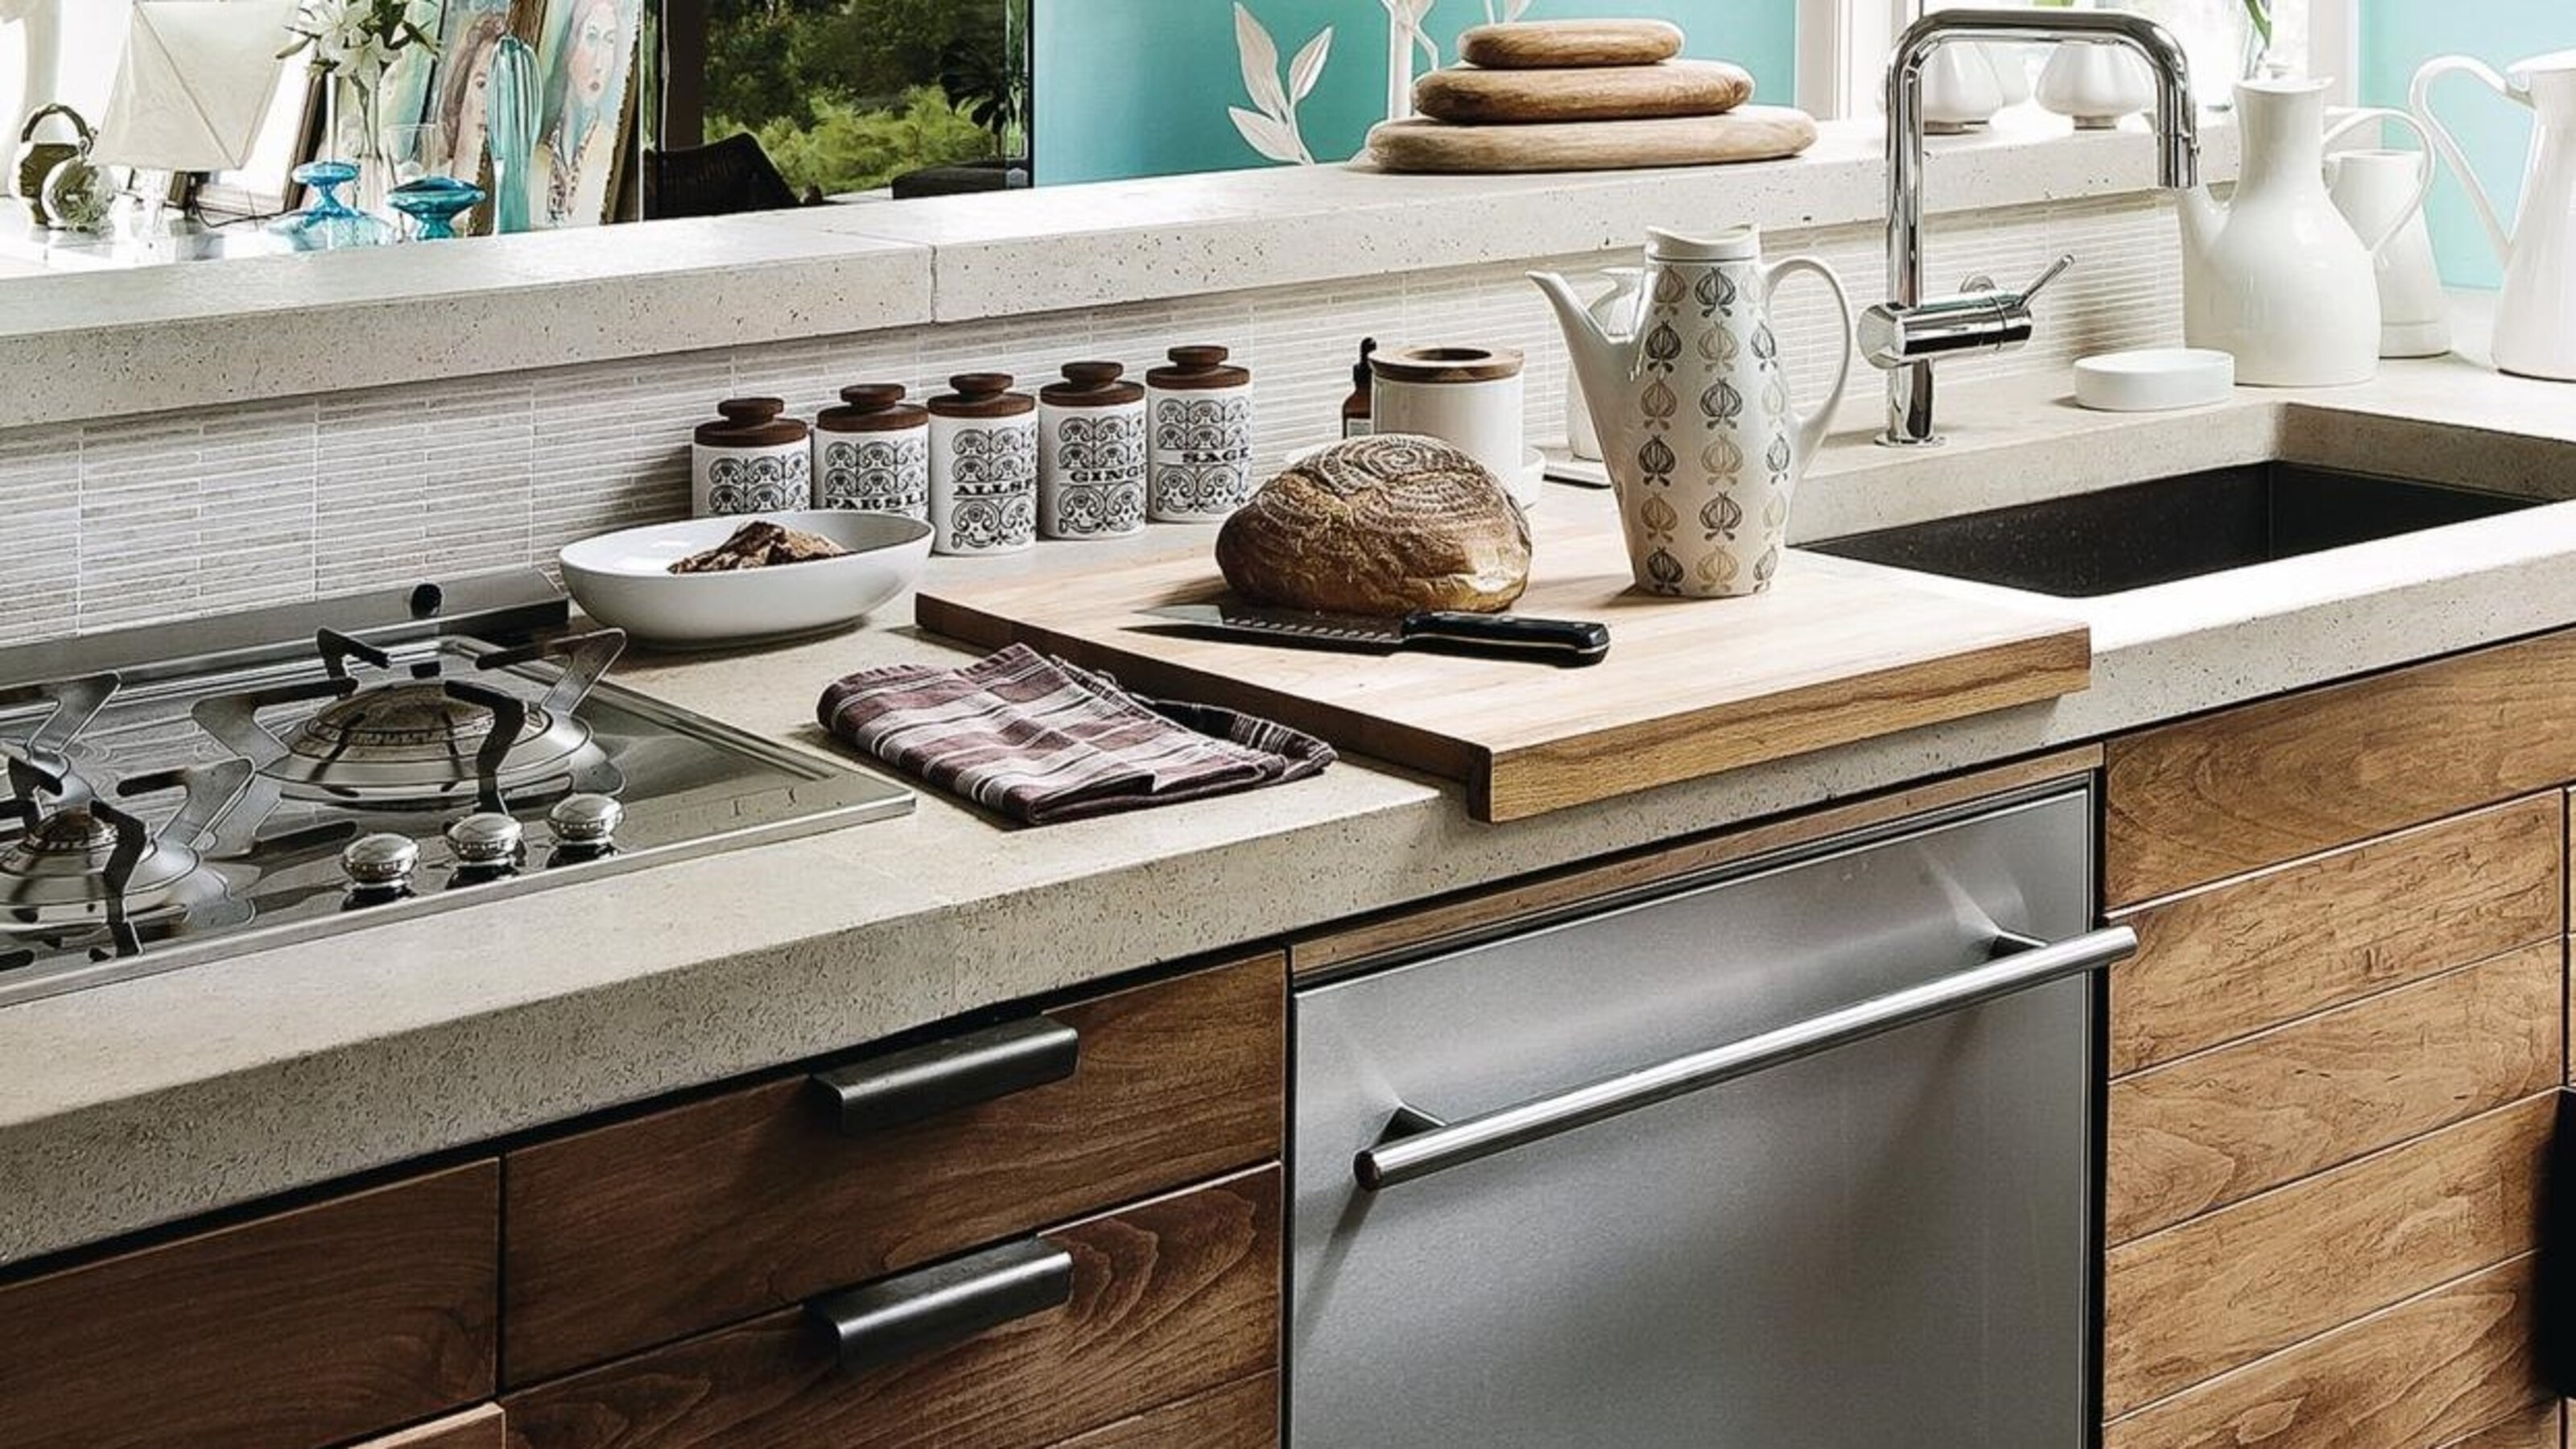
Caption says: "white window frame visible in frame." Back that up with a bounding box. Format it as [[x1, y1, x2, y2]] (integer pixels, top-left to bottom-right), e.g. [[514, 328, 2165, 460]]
[[1798, 0, 2363, 119]]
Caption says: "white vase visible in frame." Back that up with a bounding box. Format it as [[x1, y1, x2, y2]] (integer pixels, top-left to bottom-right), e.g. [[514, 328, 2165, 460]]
[[2325, 148, 2447, 357], [1921, 43, 2006, 134], [2037, 39, 2154, 129]]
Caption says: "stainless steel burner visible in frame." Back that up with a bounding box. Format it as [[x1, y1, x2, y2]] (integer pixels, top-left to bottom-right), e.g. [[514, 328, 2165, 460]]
[[192, 627, 624, 809]]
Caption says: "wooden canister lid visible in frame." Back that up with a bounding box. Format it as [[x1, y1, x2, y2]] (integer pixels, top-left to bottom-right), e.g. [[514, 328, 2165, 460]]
[[1369, 345, 1526, 384], [816, 382, 928, 433], [694, 397, 806, 447], [1146, 345, 1251, 390], [1039, 360, 1144, 407], [928, 372, 1035, 419]]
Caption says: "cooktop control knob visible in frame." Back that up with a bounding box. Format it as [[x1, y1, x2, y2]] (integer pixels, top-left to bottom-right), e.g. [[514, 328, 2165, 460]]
[[445, 811, 526, 869], [548, 793, 624, 854], [341, 832, 420, 894]]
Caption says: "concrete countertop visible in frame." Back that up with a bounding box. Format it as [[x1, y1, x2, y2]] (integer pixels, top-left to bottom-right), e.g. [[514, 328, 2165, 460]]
[[4, 308, 2574, 1266]]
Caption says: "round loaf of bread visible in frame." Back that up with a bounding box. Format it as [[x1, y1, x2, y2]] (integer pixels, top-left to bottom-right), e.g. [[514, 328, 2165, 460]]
[[1216, 434, 1531, 615]]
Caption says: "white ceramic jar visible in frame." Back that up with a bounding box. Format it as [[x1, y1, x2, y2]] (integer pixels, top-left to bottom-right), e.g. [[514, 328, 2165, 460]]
[[1036, 361, 1147, 540], [2036, 39, 2153, 130], [811, 383, 930, 518], [1370, 345, 1528, 498], [691, 398, 810, 517], [927, 374, 1038, 555], [1145, 345, 1255, 522]]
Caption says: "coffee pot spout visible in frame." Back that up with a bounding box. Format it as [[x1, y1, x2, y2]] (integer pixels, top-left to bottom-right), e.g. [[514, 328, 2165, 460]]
[[1530, 269, 1638, 455]]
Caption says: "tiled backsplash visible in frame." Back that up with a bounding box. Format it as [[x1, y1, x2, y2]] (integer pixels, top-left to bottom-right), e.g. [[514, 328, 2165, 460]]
[[0, 193, 2179, 647]]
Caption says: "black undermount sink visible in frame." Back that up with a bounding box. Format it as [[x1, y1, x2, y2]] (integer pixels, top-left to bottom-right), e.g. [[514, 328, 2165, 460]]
[[1810, 462, 2543, 598]]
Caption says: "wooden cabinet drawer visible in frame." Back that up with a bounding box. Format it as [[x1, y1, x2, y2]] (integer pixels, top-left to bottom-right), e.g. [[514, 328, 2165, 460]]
[[2105, 630, 2576, 906], [0, 1160, 498, 1449], [502, 953, 1285, 1383], [2447, 1402, 2566, 1449], [502, 1166, 1282, 1449], [357, 1406, 507, 1448], [2107, 942, 2563, 1243], [1051, 1374, 1278, 1448], [2104, 1256, 2548, 1449], [2108, 795, 2563, 1074], [2103, 1093, 2551, 1418]]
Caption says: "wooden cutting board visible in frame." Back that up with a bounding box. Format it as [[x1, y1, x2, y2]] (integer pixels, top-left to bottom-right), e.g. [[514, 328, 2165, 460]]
[[1367, 106, 1815, 174], [1414, 60, 1754, 125], [914, 507, 2091, 823]]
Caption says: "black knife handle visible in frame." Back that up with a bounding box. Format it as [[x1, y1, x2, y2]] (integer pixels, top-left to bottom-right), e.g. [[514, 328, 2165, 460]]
[[1401, 611, 1612, 666]]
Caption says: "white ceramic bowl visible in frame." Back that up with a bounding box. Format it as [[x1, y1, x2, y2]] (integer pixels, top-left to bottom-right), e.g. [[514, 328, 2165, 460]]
[[559, 510, 932, 648], [2073, 348, 2236, 412]]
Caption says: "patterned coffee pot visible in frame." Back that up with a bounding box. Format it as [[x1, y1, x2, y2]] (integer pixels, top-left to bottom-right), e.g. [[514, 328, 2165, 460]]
[[1534, 226, 1852, 598]]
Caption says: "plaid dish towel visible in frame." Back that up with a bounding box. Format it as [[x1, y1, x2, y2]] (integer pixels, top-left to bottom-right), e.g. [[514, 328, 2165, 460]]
[[817, 644, 1335, 824]]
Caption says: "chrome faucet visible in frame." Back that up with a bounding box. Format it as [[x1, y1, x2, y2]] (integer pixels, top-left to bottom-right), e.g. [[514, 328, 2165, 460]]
[[1870, 8, 2198, 447]]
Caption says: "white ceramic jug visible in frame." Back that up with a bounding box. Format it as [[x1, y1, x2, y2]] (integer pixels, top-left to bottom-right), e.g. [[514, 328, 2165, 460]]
[[2326, 148, 2447, 357], [1534, 226, 1853, 599], [2413, 50, 2576, 381], [2181, 78, 2432, 386]]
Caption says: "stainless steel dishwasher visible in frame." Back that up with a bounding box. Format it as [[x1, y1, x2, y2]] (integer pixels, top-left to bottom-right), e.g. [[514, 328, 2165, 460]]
[[1290, 780, 2130, 1448]]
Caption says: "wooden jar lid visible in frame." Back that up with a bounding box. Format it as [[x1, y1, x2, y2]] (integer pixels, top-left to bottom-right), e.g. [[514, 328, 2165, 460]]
[[1369, 345, 1526, 383], [694, 396, 806, 447], [929, 372, 1034, 419], [1147, 345, 1250, 390], [1040, 360, 1143, 407], [816, 382, 928, 433]]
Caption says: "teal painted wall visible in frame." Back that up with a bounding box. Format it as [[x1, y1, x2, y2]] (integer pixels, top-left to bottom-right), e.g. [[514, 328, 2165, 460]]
[[1032, 0, 1798, 184], [2360, 0, 2576, 287]]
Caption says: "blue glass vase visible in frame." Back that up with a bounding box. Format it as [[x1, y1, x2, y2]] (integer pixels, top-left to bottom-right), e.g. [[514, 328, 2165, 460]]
[[389, 175, 485, 240], [270, 159, 393, 250]]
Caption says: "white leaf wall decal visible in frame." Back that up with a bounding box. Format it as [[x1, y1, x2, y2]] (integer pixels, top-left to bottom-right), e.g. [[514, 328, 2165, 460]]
[[1235, 3, 1288, 121], [1228, 106, 1305, 164], [1290, 26, 1332, 104]]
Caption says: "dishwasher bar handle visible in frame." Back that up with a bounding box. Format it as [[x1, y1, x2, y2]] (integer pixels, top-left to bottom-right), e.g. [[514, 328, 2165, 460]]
[[1353, 924, 2137, 1192]]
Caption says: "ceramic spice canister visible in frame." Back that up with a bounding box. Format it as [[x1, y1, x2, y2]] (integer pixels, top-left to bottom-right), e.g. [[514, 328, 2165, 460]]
[[813, 383, 931, 519], [927, 373, 1038, 555], [1145, 345, 1255, 522], [691, 398, 810, 516], [1036, 361, 1148, 540]]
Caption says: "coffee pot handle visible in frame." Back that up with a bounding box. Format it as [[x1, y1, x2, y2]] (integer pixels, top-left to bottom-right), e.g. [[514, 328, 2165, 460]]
[[2410, 56, 2524, 262], [1760, 256, 1853, 465], [2322, 107, 2438, 256]]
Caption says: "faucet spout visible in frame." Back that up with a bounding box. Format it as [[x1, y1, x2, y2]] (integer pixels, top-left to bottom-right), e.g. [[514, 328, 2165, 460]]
[[1880, 7, 2198, 446]]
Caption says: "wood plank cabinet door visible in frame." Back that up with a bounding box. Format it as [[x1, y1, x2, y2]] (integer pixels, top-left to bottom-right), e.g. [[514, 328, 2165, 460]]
[[0, 1161, 499, 1449], [356, 1406, 508, 1449], [1050, 1374, 1278, 1448], [503, 1166, 1282, 1449], [2104, 631, 2576, 906], [502, 953, 1285, 1384]]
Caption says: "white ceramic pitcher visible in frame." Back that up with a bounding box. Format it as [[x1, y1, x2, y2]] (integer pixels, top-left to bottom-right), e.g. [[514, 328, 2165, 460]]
[[2180, 78, 2433, 386], [1534, 226, 1852, 599], [2413, 50, 2576, 381]]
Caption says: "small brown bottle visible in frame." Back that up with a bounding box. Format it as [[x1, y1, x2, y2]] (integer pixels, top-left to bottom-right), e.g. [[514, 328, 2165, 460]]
[[1342, 337, 1378, 439]]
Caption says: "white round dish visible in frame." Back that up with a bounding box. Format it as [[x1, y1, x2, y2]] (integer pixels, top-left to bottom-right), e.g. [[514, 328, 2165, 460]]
[[559, 510, 932, 649], [2073, 348, 2236, 412]]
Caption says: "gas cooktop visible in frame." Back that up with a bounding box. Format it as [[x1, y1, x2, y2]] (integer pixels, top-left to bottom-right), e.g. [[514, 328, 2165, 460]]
[[0, 571, 911, 1006]]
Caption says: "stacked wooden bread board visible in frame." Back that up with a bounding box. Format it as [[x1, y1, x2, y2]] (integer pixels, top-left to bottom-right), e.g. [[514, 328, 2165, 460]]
[[1368, 19, 1817, 173]]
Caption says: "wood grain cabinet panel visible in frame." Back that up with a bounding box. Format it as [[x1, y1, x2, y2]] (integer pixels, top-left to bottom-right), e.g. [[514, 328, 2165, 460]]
[[2442, 1401, 2566, 1449], [0, 1161, 498, 1449], [502, 953, 1285, 1385], [502, 1166, 1282, 1449], [2107, 943, 2563, 1242], [2107, 795, 2564, 1074], [2104, 631, 2576, 906], [2103, 1257, 2549, 1449], [2103, 1094, 2552, 1418], [357, 1406, 508, 1448], [1051, 1374, 1278, 1448]]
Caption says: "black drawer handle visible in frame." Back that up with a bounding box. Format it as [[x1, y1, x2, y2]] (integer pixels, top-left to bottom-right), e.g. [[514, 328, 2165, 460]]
[[810, 1016, 1080, 1135], [806, 1237, 1075, 1374]]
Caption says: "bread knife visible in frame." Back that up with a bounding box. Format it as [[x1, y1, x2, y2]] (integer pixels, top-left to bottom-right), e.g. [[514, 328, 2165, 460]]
[[1141, 603, 1610, 666]]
